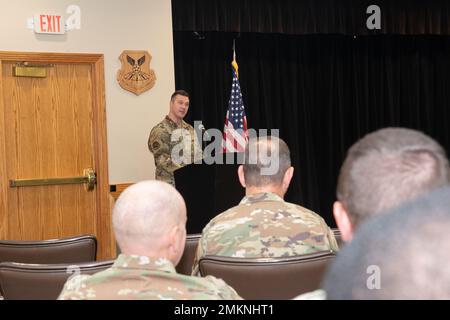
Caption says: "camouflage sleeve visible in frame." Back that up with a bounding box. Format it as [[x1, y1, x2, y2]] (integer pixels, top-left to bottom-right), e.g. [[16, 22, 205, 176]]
[[308, 209, 340, 252], [148, 127, 183, 173], [205, 276, 243, 300], [190, 126, 204, 163], [324, 223, 339, 252], [191, 235, 206, 276], [57, 274, 92, 300]]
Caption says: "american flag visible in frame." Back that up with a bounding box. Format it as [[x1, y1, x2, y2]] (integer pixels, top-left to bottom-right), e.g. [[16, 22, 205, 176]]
[[223, 57, 248, 152]]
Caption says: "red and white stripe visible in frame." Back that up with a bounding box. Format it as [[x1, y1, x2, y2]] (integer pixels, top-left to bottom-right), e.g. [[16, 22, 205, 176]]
[[223, 112, 248, 152]]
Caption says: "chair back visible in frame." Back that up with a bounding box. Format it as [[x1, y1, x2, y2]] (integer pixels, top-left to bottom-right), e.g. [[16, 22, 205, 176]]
[[0, 235, 97, 264], [199, 250, 336, 299], [176, 233, 201, 275], [0, 260, 114, 300]]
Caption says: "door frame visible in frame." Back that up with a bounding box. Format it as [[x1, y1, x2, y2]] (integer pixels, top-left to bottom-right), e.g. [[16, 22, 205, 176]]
[[0, 52, 114, 259]]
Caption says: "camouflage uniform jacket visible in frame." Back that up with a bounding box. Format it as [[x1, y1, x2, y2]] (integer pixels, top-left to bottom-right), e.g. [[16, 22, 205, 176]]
[[192, 192, 339, 276], [58, 254, 242, 300], [148, 116, 202, 186]]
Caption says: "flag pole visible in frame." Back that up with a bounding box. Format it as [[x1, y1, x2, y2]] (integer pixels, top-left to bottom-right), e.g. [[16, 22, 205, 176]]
[[233, 39, 236, 61], [232, 39, 238, 78]]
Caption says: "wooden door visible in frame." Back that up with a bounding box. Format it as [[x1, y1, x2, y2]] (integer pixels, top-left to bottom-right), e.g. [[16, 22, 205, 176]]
[[0, 52, 114, 259]]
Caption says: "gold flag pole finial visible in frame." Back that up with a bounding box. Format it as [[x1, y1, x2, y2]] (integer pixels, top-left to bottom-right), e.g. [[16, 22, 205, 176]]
[[232, 39, 239, 78]]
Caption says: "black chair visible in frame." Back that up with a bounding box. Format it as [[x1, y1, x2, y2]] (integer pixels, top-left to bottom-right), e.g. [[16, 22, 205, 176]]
[[176, 233, 201, 275], [199, 250, 336, 299], [0, 260, 114, 300], [0, 235, 97, 264]]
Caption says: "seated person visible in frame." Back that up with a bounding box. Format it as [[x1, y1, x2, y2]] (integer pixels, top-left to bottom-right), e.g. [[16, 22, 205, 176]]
[[59, 181, 241, 300], [324, 186, 450, 299], [192, 136, 338, 276], [296, 127, 450, 299], [333, 127, 450, 244]]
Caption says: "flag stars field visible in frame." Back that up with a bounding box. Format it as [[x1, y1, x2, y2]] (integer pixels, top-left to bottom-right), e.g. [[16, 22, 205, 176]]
[[223, 47, 249, 153]]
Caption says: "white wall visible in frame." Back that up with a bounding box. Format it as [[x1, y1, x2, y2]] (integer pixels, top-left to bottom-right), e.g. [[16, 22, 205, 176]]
[[0, 0, 174, 183]]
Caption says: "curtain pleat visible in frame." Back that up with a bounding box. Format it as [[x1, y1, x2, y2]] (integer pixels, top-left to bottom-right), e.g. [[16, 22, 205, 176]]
[[174, 32, 450, 225]]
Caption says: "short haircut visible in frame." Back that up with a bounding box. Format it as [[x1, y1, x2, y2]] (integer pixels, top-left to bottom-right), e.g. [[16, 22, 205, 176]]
[[243, 136, 291, 187], [171, 90, 189, 101], [336, 127, 450, 227], [112, 181, 186, 251], [324, 186, 450, 299]]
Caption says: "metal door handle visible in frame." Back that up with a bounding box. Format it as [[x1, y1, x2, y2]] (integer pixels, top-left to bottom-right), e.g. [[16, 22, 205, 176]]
[[9, 168, 96, 191]]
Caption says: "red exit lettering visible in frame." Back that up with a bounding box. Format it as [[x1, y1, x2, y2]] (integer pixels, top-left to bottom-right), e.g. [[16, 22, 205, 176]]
[[36, 14, 63, 34]]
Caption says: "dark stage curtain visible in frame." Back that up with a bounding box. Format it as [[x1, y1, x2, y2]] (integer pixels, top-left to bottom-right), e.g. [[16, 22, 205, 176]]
[[173, 0, 450, 35], [174, 32, 450, 226]]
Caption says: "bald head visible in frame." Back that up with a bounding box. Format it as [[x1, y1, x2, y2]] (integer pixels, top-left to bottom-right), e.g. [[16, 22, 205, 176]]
[[113, 181, 187, 262]]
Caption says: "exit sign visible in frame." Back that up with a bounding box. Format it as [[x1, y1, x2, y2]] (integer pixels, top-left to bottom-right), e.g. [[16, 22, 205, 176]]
[[33, 14, 65, 34]]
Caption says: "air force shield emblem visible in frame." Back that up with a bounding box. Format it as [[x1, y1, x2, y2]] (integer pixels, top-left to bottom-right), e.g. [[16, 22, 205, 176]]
[[117, 50, 156, 95]]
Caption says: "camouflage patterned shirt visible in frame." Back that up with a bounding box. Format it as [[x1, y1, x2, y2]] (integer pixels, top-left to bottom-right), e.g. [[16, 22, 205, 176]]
[[192, 192, 339, 275], [148, 116, 202, 186], [58, 254, 242, 300]]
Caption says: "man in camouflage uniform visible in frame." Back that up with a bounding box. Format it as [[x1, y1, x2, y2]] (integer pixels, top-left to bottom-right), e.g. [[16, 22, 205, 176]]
[[192, 136, 339, 276], [296, 127, 450, 299], [58, 181, 241, 300], [148, 90, 202, 186]]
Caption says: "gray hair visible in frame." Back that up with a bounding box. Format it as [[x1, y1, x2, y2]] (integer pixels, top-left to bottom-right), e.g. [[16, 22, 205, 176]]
[[243, 136, 291, 187]]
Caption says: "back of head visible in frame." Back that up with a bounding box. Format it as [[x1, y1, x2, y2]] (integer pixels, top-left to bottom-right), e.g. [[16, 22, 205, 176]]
[[243, 135, 291, 187], [324, 186, 450, 299], [112, 181, 186, 257], [337, 127, 450, 227]]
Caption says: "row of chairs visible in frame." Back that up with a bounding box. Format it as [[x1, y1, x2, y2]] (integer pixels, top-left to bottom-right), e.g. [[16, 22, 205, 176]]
[[176, 229, 342, 275], [175, 229, 342, 299], [0, 229, 342, 299], [0, 235, 111, 299]]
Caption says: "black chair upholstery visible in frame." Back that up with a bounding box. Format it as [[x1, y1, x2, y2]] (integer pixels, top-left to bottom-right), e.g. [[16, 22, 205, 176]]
[[199, 250, 336, 299], [0, 260, 114, 300], [176, 233, 201, 275], [0, 235, 97, 264]]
